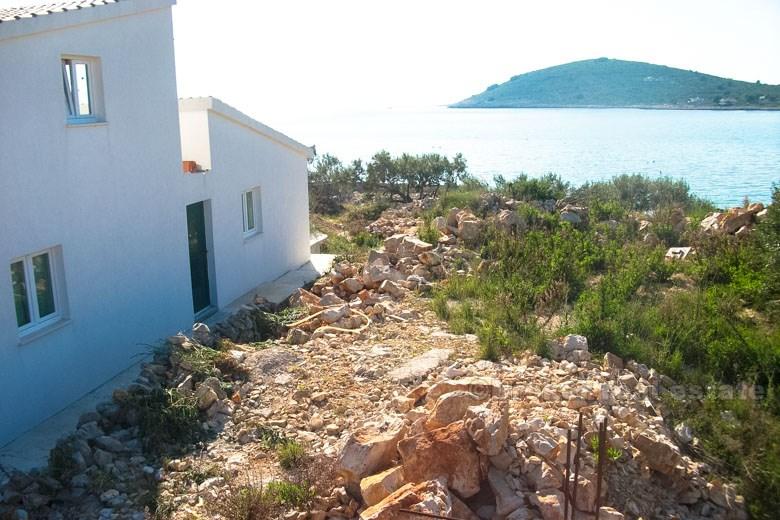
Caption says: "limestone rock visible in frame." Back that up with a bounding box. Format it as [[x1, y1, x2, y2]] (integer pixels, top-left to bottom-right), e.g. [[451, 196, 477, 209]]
[[598, 507, 625, 520], [321, 304, 349, 324], [464, 399, 509, 456], [398, 421, 484, 499], [495, 209, 524, 234], [388, 349, 453, 384], [360, 466, 405, 507], [360, 479, 452, 520], [603, 352, 624, 370], [426, 391, 485, 430], [338, 419, 408, 485], [287, 328, 311, 345], [426, 376, 504, 402], [530, 490, 565, 520], [488, 466, 524, 517], [633, 431, 681, 475], [396, 236, 434, 258]]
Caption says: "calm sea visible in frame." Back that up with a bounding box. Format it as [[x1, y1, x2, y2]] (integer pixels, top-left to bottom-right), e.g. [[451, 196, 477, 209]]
[[280, 107, 780, 208]]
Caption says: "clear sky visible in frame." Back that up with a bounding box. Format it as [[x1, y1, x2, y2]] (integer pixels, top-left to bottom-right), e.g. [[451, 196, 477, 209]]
[[3, 0, 780, 126], [170, 0, 780, 119]]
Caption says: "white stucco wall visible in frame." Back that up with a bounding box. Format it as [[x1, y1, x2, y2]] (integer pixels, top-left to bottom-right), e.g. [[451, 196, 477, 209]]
[[179, 99, 312, 309], [0, 1, 193, 446]]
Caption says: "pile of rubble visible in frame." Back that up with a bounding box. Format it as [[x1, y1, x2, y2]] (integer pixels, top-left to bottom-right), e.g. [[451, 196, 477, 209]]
[[0, 331, 252, 520], [365, 206, 422, 237], [285, 233, 476, 345], [700, 203, 767, 236], [429, 208, 485, 242], [332, 335, 747, 520]]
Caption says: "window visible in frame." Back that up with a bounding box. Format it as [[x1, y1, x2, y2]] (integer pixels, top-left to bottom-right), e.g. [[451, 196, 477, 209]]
[[62, 57, 103, 123], [242, 187, 262, 237], [10, 248, 64, 333]]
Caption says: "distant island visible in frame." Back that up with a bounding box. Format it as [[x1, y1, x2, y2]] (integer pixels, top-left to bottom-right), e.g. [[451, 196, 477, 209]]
[[451, 58, 780, 110]]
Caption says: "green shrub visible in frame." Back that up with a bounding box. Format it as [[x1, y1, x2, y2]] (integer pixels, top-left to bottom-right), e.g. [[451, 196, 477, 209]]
[[494, 173, 569, 201], [264, 481, 313, 508], [218, 480, 277, 520], [129, 389, 203, 454], [572, 174, 713, 213], [345, 201, 390, 222], [48, 437, 78, 481], [664, 393, 780, 520], [590, 199, 626, 221], [435, 188, 485, 215], [417, 217, 441, 245], [352, 231, 382, 249], [277, 441, 306, 470]]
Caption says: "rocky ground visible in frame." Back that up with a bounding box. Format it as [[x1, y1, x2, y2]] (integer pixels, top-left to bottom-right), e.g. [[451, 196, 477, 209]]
[[0, 200, 758, 520]]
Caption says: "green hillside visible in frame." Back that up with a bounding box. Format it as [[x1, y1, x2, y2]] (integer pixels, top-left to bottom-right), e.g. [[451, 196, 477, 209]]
[[452, 58, 780, 109]]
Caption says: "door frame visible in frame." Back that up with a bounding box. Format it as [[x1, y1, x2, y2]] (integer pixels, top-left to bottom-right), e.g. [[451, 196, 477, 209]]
[[186, 199, 217, 319]]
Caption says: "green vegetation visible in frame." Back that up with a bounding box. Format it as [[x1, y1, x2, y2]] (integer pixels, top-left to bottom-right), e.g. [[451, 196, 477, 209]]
[[494, 173, 569, 201], [430, 176, 779, 518], [308, 151, 469, 214], [128, 389, 203, 454], [452, 58, 780, 109], [364, 150, 467, 201], [48, 438, 78, 481], [276, 440, 306, 470]]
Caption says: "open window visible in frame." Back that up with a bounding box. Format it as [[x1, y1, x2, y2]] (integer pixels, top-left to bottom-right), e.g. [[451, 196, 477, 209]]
[[62, 56, 104, 124]]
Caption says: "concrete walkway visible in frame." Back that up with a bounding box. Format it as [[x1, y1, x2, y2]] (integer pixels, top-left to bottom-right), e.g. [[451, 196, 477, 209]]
[[0, 254, 334, 481]]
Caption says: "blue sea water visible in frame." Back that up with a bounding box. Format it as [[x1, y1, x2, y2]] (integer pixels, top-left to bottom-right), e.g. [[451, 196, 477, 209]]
[[281, 107, 780, 208]]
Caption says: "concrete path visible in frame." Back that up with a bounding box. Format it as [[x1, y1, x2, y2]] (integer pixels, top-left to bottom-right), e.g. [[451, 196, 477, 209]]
[[0, 254, 334, 481], [206, 254, 335, 324]]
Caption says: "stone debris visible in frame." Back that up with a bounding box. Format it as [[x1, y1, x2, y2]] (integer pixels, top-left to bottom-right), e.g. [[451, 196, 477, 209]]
[[700, 202, 764, 236], [0, 202, 749, 520]]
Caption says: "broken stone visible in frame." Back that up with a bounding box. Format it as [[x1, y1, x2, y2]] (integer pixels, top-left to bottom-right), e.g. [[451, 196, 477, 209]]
[[633, 431, 681, 475], [426, 376, 504, 402], [321, 304, 349, 324], [360, 466, 405, 507], [426, 391, 486, 430], [361, 479, 453, 520], [388, 348, 453, 384], [398, 421, 483, 499], [464, 399, 509, 456], [337, 419, 408, 486], [488, 466, 524, 517]]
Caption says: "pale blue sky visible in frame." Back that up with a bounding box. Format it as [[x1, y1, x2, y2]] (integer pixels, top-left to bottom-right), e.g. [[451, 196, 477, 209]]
[[4, 0, 780, 127], [171, 0, 780, 125]]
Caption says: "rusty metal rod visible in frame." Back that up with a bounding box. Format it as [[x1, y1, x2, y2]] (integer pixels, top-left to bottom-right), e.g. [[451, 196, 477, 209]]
[[594, 416, 608, 520], [564, 430, 571, 515], [398, 509, 465, 520], [571, 411, 584, 520]]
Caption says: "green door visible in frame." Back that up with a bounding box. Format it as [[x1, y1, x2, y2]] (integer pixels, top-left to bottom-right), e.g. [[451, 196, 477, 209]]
[[187, 201, 211, 313]]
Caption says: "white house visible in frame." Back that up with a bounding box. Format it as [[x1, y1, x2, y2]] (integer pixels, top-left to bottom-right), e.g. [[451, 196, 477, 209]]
[[0, 0, 313, 447], [178, 97, 312, 315]]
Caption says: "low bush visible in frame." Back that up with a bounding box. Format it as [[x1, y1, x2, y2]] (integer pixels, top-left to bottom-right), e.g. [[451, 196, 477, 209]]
[[277, 441, 306, 470], [129, 388, 203, 454], [494, 173, 569, 201], [664, 393, 780, 520], [572, 174, 713, 213]]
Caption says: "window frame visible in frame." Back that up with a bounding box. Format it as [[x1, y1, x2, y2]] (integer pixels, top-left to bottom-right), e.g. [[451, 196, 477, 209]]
[[241, 187, 263, 238], [10, 248, 64, 335], [62, 55, 104, 124]]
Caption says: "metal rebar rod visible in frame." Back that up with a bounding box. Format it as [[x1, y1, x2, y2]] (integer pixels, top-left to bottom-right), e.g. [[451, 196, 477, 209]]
[[564, 428, 572, 520], [571, 411, 584, 520], [594, 416, 608, 520]]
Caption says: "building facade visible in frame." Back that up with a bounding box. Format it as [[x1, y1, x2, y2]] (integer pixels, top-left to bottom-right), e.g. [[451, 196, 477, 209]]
[[0, 0, 312, 446]]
